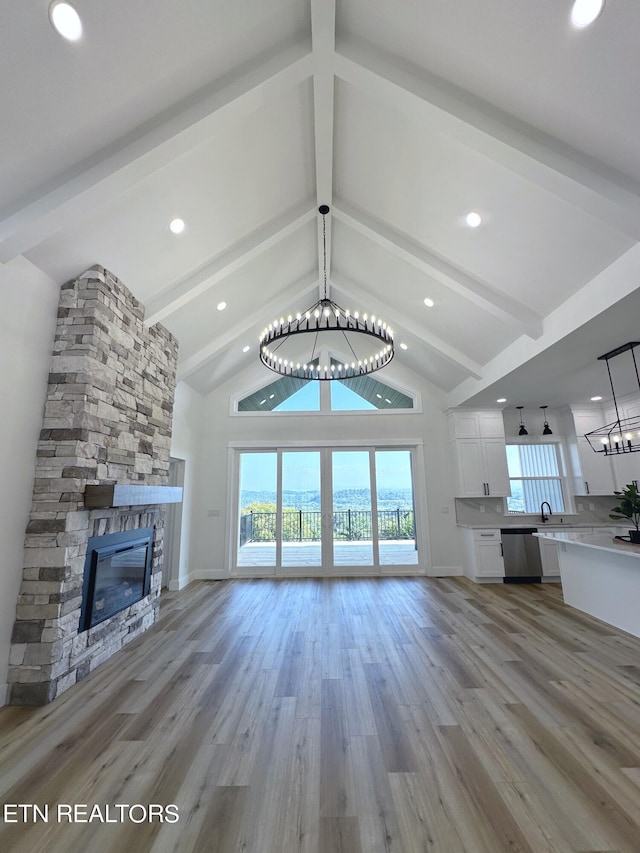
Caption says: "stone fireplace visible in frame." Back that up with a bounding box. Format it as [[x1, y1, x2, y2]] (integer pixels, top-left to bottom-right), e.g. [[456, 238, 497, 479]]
[[7, 266, 179, 705]]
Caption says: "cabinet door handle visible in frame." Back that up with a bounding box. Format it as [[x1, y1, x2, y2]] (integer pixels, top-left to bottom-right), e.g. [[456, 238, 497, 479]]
[[486, 483, 490, 496], [500, 543, 503, 556], [585, 481, 589, 494]]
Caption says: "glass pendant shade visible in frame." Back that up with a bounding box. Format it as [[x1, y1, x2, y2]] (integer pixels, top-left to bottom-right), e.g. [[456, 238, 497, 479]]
[[541, 406, 553, 435]]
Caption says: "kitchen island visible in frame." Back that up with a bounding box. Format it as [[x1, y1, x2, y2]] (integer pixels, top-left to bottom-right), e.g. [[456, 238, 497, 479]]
[[534, 530, 640, 638]]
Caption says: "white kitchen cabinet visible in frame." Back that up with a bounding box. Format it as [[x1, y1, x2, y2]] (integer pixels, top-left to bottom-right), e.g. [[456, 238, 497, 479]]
[[448, 410, 510, 498], [575, 438, 616, 495], [537, 526, 630, 579], [448, 410, 505, 440], [538, 536, 560, 577], [570, 408, 616, 495], [452, 440, 510, 497], [461, 529, 505, 582], [536, 526, 592, 577]]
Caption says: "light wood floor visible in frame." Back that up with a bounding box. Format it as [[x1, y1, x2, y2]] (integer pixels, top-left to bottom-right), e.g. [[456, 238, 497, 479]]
[[1, 577, 640, 852]]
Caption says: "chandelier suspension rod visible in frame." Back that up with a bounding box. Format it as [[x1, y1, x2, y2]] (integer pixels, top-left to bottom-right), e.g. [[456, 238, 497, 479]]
[[605, 357, 621, 424], [322, 210, 328, 301]]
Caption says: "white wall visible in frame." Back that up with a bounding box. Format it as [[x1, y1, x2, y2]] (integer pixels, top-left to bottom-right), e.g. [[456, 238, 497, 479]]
[[0, 258, 60, 705], [189, 360, 463, 579], [169, 381, 204, 589]]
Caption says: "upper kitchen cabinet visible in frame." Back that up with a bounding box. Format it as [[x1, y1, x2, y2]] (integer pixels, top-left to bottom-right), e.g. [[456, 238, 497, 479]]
[[447, 410, 506, 440], [447, 410, 510, 498], [568, 407, 616, 495]]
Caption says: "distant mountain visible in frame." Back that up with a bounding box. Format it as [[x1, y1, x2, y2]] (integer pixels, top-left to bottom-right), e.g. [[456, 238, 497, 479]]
[[241, 488, 413, 511]]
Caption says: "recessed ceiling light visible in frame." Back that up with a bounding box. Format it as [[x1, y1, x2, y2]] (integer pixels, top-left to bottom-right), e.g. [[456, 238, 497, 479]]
[[49, 2, 83, 41], [590, 395, 603, 401], [496, 398, 507, 403], [217, 301, 227, 311], [243, 345, 250, 353], [423, 298, 434, 308], [570, 0, 605, 29], [400, 342, 408, 350], [169, 218, 185, 234], [465, 211, 482, 228], [269, 394, 275, 399]]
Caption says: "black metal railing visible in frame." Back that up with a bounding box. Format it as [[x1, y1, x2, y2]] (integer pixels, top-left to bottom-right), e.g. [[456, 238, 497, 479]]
[[239, 509, 415, 545]]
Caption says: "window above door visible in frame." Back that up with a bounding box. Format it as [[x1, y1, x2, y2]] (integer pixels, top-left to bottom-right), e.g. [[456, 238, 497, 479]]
[[236, 367, 416, 414]]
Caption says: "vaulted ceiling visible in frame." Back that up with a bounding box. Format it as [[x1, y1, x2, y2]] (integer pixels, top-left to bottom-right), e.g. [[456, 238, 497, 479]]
[[3, 1, 640, 405]]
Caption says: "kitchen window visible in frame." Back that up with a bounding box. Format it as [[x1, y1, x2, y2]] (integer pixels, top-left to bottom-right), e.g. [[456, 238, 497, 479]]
[[505, 443, 566, 514]]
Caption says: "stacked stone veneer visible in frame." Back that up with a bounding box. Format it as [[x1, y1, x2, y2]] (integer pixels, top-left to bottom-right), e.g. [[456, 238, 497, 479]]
[[7, 266, 178, 705]]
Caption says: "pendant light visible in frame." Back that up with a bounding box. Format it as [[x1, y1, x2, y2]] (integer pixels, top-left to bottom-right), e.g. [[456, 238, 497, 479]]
[[517, 406, 528, 436], [259, 206, 394, 380], [541, 406, 553, 435], [585, 341, 640, 454]]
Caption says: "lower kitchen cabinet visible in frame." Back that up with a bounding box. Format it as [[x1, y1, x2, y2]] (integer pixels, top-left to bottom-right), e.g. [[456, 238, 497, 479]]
[[461, 528, 505, 582], [538, 535, 561, 577]]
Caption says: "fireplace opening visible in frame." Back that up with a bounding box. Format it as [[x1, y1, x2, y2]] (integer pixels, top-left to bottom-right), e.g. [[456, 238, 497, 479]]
[[79, 527, 154, 631]]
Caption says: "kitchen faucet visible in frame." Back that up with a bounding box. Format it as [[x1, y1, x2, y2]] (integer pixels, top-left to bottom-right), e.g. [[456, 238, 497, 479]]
[[540, 501, 552, 523]]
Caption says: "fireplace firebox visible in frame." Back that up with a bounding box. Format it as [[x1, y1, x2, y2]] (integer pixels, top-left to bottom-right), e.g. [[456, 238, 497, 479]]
[[79, 527, 154, 632]]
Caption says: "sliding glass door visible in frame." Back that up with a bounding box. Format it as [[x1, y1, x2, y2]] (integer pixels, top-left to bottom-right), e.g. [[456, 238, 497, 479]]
[[235, 447, 420, 574], [281, 451, 323, 569]]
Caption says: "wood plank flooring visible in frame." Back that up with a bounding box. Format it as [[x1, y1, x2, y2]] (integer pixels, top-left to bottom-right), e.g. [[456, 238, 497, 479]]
[[1, 577, 639, 852]]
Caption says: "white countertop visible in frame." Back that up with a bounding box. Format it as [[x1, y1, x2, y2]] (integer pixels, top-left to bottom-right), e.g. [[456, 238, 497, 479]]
[[533, 530, 640, 558]]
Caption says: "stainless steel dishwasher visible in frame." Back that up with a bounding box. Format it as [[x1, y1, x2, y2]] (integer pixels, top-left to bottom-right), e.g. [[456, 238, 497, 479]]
[[500, 527, 542, 583]]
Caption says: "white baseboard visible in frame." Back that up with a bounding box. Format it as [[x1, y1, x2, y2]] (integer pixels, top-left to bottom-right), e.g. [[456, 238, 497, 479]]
[[195, 568, 229, 581], [430, 566, 464, 577], [170, 566, 465, 586], [169, 568, 229, 589]]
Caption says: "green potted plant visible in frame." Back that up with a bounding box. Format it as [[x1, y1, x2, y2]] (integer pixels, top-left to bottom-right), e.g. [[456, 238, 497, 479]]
[[609, 482, 640, 544]]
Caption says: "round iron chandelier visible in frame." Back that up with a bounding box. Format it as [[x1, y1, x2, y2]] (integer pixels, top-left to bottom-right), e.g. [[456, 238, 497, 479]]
[[259, 205, 394, 380]]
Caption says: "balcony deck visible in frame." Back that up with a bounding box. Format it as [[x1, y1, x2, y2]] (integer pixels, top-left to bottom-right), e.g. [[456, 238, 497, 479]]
[[237, 539, 419, 568]]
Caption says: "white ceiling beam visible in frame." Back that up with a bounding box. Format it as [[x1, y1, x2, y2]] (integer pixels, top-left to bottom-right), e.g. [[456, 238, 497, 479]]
[[445, 243, 640, 408], [330, 273, 482, 379], [0, 43, 314, 262], [311, 0, 336, 295], [333, 198, 542, 338], [334, 42, 640, 242], [145, 200, 316, 326], [177, 274, 319, 381]]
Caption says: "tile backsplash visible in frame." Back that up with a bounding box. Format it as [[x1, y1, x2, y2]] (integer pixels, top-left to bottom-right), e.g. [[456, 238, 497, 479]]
[[455, 495, 623, 527]]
